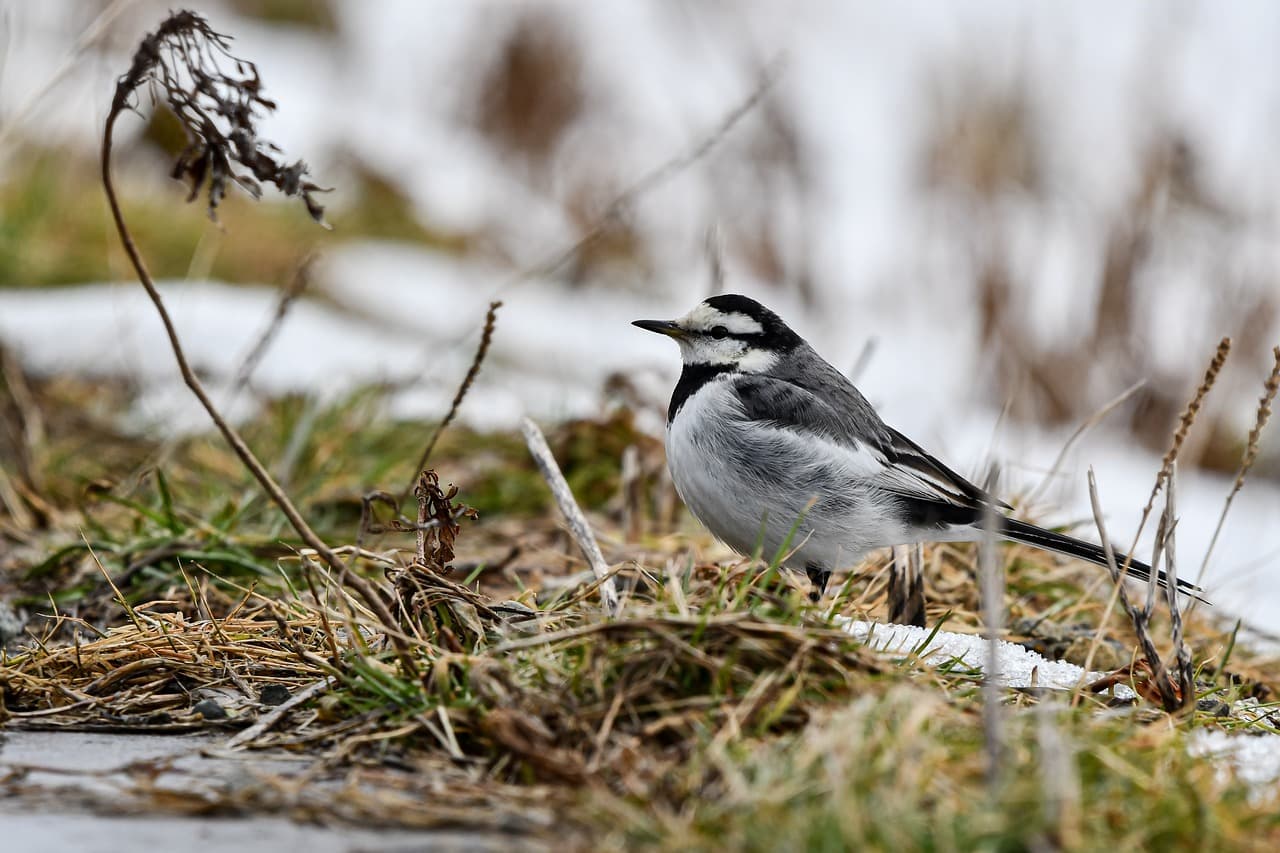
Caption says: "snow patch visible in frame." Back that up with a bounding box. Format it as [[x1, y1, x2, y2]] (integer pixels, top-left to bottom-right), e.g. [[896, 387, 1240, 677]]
[[841, 618, 1137, 699]]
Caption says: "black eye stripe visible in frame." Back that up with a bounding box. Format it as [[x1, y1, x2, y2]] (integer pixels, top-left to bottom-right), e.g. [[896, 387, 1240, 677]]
[[709, 325, 730, 339]]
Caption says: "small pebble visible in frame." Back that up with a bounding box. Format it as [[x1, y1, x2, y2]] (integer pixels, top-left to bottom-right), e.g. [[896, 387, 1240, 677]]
[[259, 684, 291, 706], [192, 698, 228, 720]]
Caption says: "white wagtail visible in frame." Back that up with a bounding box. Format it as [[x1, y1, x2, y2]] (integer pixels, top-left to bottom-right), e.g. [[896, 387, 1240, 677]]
[[634, 294, 1205, 603]]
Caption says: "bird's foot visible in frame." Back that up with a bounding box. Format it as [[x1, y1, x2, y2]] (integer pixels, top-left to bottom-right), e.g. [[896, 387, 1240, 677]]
[[805, 563, 831, 603]]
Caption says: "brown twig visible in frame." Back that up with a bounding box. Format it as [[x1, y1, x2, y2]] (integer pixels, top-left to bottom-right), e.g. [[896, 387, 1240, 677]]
[[225, 676, 334, 749], [403, 301, 502, 500], [418, 60, 782, 364], [100, 11, 414, 676], [1086, 469, 1180, 710]]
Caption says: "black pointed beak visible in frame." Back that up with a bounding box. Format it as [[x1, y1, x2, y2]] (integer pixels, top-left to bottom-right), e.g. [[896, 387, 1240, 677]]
[[632, 319, 684, 337]]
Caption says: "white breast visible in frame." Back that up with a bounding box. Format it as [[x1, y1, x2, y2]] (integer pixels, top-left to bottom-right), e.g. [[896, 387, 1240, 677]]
[[665, 377, 911, 570]]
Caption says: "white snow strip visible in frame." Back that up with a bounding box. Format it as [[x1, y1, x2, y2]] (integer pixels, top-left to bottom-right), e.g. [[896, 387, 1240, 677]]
[[847, 619, 1280, 796], [840, 618, 1138, 699], [1190, 729, 1280, 794]]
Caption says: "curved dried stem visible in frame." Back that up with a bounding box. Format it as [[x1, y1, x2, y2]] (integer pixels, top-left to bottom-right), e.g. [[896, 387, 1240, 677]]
[[101, 11, 414, 676]]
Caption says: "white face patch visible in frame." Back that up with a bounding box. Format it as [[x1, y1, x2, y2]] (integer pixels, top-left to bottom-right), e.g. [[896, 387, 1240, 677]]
[[677, 303, 764, 335], [676, 336, 778, 372], [737, 347, 779, 373], [672, 301, 776, 371]]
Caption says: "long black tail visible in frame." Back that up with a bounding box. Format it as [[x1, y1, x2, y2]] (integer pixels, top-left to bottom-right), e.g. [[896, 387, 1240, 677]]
[[1000, 517, 1209, 604]]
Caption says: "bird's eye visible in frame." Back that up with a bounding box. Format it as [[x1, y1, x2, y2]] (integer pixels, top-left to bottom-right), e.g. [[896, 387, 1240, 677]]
[[709, 325, 730, 339]]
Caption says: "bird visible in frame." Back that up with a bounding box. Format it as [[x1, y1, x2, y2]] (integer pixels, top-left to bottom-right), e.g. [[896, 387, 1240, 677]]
[[633, 293, 1205, 604]]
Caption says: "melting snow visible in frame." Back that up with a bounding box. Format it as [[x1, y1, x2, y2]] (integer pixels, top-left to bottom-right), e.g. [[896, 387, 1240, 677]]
[[841, 618, 1138, 699]]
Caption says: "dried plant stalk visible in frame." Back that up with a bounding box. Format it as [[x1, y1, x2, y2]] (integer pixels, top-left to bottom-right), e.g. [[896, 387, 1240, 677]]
[[1143, 337, 1230, 515], [405, 301, 502, 498], [1162, 466, 1194, 709], [979, 468, 1004, 787], [231, 253, 315, 396], [1233, 346, 1280, 490], [1087, 469, 1180, 711], [1115, 337, 1230, 582], [521, 417, 620, 615], [101, 10, 414, 675], [1036, 700, 1080, 848], [1198, 345, 1280, 583], [110, 11, 328, 221], [1030, 379, 1145, 506]]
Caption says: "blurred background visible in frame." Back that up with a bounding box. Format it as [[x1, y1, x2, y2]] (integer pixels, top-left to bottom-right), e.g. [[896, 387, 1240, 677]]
[[1, 1, 1278, 623]]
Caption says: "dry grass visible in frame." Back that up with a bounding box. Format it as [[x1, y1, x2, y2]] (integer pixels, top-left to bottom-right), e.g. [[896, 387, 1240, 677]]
[[3, 10, 1280, 848], [3, 508, 1279, 846], [3, 332, 1280, 845]]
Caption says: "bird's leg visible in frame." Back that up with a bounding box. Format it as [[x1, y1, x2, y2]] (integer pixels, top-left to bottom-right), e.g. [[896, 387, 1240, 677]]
[[888, 544, 926, 627], [805, 563, 831, 602]]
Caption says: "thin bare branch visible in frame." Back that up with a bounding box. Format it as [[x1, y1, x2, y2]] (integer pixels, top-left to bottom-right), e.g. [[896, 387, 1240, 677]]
[[225, 677, 334, 749], [521, 417, 620, 616], [848, 337, 879, 385], [0, 0, 138, 154]]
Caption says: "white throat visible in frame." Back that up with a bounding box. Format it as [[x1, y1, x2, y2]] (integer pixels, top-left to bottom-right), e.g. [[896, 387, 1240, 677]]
[[677, 338, 778, 373]]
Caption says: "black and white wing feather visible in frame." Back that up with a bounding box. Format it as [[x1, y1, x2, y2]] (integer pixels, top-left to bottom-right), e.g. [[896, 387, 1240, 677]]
[[729, 366, 1206, 601], [730, 371, 995, 519]]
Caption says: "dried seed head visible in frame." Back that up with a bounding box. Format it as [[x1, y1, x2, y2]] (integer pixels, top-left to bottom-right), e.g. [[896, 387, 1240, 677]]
[[1232, 345, 1280, 494], [112, 10, 328, 223], [1145, 336, 1231, 512]]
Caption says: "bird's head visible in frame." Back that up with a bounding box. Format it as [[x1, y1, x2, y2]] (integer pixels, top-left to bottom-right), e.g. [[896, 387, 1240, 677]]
[[632, 294, 802, 372]]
